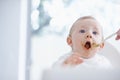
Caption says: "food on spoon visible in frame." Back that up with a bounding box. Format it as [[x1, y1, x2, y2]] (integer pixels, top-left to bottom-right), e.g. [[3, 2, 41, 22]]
[[92, 43, 100, 47]]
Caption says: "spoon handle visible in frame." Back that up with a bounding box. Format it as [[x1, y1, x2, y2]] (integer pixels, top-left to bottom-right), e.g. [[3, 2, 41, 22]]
[[104, 32, 117, 41]]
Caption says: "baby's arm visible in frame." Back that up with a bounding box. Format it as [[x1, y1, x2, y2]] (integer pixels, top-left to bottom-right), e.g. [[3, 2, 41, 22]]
[[63, 53, 83, 66]]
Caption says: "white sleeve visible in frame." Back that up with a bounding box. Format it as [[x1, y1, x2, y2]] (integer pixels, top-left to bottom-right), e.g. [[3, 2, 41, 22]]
[[52, 53, 71, 68]]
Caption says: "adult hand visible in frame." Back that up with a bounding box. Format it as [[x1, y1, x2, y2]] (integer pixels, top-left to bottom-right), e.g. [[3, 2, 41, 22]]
[[116, 29, 120, 40]]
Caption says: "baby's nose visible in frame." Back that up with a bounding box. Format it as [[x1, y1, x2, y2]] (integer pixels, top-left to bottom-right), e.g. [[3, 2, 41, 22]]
[[86, 35, 92, 38]]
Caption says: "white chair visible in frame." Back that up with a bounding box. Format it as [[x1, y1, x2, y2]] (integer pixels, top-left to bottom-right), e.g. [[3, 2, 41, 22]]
[[42, 42, 120, 80], [99, 42, 120, 68]]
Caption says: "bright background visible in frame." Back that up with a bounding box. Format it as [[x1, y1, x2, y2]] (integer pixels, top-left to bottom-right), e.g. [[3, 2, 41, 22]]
[[1, 0, 120, 80], [30, 0, 120, 80]]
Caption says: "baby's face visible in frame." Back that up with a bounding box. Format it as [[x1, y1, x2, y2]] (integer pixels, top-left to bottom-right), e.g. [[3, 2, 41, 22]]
[[67, 18, 104, 58]]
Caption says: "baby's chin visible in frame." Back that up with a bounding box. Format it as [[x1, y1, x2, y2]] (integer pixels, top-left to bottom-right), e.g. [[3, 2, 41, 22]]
[[80, 44, 99, 59], [82, 46, 99, 55], [74, 48, 98, 59]]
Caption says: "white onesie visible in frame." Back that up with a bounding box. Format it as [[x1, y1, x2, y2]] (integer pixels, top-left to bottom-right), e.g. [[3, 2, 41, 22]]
[[53, 52, 113, 69]]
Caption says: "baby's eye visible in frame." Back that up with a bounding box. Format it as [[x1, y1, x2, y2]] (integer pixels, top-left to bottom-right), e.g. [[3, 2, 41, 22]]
[[79, 29, 85, 33], [93, 31, 97, 35]]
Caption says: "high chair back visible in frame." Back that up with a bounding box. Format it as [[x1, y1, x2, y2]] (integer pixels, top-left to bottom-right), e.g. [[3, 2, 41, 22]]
[[99, 42, 120, 68]]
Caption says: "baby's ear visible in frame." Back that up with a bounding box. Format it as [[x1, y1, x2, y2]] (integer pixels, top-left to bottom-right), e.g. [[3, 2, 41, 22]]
[[100, 42, 104, 48], [67, 36, 72, 46]]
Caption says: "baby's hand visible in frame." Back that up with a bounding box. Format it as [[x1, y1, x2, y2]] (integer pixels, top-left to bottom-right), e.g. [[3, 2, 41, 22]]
[[63, 53, 83, 66]]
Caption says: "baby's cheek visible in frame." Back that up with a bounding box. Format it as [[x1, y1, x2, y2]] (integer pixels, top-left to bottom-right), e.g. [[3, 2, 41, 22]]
[[91, 49, 99, 54], [95, 37, 102, 43], [95, 47, 101, 52], [75, 37, 82, 44]]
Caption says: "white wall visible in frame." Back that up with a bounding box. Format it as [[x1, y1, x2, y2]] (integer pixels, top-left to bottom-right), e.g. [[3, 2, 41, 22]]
[[0, 0, 30, 80]]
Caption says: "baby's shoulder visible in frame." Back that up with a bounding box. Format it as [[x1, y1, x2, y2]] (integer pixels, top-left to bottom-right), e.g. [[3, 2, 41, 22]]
[[96, 54, 109, 61], [96, 54, 112, 66]]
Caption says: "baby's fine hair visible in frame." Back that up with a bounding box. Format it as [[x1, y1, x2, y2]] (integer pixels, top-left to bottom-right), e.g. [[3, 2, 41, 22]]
[[69, 16, 98, 36]]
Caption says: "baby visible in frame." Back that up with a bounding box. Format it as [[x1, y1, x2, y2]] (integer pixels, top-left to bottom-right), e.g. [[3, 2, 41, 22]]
[[53, 16, 112, 69]]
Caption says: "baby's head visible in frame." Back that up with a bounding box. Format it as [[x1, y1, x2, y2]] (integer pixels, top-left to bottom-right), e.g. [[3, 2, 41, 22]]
[[67, 16, 104, 59]]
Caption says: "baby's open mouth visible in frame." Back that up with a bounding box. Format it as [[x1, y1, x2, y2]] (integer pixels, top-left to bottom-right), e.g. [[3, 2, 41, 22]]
[[84, 41, 91, 49]]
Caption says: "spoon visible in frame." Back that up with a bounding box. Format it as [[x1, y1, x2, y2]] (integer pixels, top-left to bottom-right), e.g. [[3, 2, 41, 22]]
[[92, 32, 117, 47]]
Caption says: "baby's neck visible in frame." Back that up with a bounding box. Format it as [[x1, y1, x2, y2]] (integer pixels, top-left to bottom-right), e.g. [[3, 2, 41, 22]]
[[71, 51, 95, 59]]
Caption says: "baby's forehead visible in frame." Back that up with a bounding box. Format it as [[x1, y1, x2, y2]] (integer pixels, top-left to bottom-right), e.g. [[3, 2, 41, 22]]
[[73, 18, 102, 30], [75, 18, 98, 25], [69, 17, 103, 35]]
